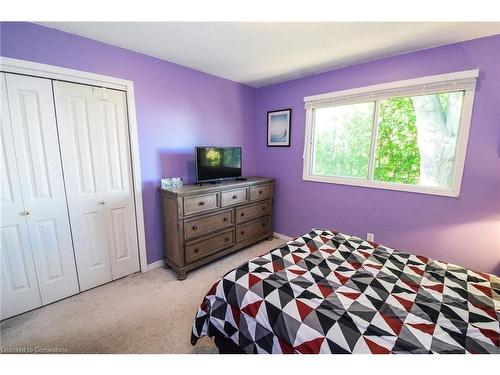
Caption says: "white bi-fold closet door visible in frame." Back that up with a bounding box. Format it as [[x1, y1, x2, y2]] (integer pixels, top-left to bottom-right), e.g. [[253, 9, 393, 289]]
[[53, 81, 140, 291], [1, 71, 140, 319], [1, 73, 79, 319]]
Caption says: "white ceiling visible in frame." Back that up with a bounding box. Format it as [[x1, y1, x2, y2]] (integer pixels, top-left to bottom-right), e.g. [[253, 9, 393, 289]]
[[39, 22, 500, 87]]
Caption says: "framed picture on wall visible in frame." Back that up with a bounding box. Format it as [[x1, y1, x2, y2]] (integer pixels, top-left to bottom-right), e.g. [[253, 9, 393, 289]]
[[267, 109, 291, 147]]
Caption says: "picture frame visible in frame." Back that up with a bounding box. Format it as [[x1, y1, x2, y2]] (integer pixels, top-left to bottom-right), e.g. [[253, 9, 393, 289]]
[[161, 177, 183, 190], [267, 108, 291, 147]]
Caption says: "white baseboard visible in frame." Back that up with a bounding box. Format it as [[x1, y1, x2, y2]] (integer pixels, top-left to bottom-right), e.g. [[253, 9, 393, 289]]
[[146, 259, 165, 272], [273, 232, 293, 241]]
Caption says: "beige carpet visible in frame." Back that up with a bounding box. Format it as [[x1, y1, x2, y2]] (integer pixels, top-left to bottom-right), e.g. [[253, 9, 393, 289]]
[[0, 238, 285, 354]]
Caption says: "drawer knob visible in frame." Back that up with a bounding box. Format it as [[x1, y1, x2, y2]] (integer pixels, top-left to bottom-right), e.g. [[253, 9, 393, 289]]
[[223, 217, 228, 222], [262, 206, 266, 210], [198, 201, 205, 206], [192, 225, 198, 230], [240, 231, 245, 235], [240, 212, 245, 217], [262, 223, 267, 227], [258, 190, 263, 194], [232, 195, 238, 199], [194, 248, 200, 253], [225, 237, 230, 242]]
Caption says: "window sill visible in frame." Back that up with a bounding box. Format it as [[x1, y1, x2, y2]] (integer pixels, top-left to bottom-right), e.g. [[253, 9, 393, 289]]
[[302, 174, 460, 198]]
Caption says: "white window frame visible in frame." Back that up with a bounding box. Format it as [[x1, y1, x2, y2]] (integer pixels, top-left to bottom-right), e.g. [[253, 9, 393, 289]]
[[302, 70, 478, 197]]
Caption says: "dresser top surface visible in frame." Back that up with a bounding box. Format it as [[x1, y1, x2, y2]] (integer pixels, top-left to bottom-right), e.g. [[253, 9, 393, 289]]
[[160, 176, 274, 197]]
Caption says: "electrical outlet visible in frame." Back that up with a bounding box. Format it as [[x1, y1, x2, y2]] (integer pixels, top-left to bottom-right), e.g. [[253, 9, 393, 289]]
[[367, 233, 374, 242]]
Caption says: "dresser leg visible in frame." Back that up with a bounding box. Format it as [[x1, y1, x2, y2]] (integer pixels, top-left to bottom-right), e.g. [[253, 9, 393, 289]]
[[164, 262, 172, 269], [177, 272, 187, 281]]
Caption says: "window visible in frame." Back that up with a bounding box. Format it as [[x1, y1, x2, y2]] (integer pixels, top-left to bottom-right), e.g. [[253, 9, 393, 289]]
[[303, 70, 478, 197]]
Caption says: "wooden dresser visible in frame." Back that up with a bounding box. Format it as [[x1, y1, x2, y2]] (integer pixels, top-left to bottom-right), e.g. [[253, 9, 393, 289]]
[[159, 177, 274, 280]]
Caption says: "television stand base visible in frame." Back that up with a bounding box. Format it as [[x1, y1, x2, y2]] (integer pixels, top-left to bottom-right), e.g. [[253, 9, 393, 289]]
[[235, 177, 247, 181], [197, 180, 223, 186]]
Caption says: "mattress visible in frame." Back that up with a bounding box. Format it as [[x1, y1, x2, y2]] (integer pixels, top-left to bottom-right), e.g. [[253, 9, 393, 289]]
[[191, 229, 500, 353]]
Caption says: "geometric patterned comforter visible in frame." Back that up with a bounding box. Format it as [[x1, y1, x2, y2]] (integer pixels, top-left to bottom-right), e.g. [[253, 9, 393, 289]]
[[191, 229, 500, 353]]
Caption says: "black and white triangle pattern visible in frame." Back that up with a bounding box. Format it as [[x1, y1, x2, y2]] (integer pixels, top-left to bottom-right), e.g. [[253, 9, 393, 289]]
[[192, 229, 500, 353]]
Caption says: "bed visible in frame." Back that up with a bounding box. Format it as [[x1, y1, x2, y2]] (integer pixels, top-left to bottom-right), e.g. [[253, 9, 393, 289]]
[[191, 229, 500, 354]]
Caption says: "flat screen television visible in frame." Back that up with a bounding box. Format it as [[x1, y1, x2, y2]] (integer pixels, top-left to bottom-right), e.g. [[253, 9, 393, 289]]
[[195, 146, 242, 183]]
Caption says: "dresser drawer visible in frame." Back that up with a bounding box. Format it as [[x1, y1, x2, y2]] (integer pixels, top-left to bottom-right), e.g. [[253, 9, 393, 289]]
[[185, 229, 234, 263], [221, 187, 248, 207], [249, 184, 273, 201], [184, 209, 233, 241], [183, 193, 219, 216], [235, 200, 272, 224], [236, 216, 270, 242]]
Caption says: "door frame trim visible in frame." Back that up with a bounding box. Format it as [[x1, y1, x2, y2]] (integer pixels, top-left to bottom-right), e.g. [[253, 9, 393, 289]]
[[0, 56, 148, 273]]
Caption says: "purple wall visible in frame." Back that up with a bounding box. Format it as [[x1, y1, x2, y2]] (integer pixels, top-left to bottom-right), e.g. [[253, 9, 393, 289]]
[[0, 22, 257, 264], [2, 23, 499, 274], [255, 34, 500, 275]]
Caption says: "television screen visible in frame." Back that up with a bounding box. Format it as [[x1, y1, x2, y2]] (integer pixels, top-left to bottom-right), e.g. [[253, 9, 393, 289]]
[[195, 146, 242, 182]]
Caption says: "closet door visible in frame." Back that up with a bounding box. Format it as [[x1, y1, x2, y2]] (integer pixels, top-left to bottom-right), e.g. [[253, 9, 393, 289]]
[[53, 82, 112, 290], [93, 87, 139, 279], [5, 73, 80, 304], [54, 82, 139, 290], [0, 73, 42, 319]]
